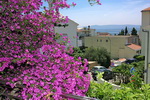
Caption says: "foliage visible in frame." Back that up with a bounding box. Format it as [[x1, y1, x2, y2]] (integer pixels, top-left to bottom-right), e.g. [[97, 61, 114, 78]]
[[112, 63, 131, 74], [126, 72, 143, 89], [79, 46, 88, 53], [131, 27, 138, 35], [134, 55, 145, 61], [86, 81, 113, 99], [84, 47, 111, 68], [131, 61, 144, 79], [86, 73, 114, 99], [0, 0, 102, 99], [118, 29, 124, 35], [88, 0, 101, 5], [125, 26, 128, 35], [112, 61, 144, 84], [112, 63, 132, 83], [83, 47, 97, 61], [69, 47, 85, 60], [86, 73, 150, 100]]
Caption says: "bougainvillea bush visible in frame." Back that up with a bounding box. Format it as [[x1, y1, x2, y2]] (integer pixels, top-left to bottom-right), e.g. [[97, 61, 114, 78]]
[[0, 0, 101, 99]]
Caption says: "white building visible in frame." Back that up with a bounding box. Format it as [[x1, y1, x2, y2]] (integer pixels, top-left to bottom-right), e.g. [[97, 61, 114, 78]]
[[55, 19, 79, 47], [77, 26, 96, 46], [139, 7, 150, 83], [77, 27, 96, 37], [140, 7, 150, 55]]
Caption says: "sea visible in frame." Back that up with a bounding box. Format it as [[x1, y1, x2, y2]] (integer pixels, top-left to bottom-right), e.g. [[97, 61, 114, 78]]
[[89, 25, 141, 35], [96, 28, 140, 35]]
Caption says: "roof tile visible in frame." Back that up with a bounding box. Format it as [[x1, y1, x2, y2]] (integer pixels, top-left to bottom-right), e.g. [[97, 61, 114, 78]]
[[142, 7, 150, 12], [127, 44, 141, 51]]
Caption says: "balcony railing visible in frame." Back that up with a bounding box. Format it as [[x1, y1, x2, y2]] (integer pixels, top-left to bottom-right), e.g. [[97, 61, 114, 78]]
[[61, 93, 99, 100], [0, 79, 99, 100]]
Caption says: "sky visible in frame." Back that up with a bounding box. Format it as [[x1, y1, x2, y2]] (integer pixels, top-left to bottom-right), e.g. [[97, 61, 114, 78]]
[[42, 0, 150, 27]]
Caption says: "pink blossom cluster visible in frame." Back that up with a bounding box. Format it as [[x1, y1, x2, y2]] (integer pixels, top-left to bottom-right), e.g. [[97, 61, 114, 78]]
[[96, 0, 101, 5], [0, 0, 91, 99], [88, 0, 101, 5]]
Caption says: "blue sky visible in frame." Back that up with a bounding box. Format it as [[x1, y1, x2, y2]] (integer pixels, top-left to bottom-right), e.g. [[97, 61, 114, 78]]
[[42, 0, 150, 27]]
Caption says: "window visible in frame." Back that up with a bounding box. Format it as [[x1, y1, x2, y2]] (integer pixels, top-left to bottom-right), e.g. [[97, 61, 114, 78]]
[[137, 50, 141, 54], [132, 38, 136, 43]]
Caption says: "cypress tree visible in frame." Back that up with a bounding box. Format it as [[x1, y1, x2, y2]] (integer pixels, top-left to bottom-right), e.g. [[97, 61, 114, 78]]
[[125, 26, 128, 35], [131, 27, 137, 35]]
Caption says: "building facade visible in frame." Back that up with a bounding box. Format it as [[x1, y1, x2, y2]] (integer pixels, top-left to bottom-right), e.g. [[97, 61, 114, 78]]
[[140, 7, 150, 55], [55, 19, 79, 47], [139, 7, 150, 83], [77, 26, 96, 46], [84, 35, 141, 59]]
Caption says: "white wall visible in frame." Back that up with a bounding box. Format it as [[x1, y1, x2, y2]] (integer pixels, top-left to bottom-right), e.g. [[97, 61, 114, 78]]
[[142, 12, 150, 27], [90, 29, 96, 36], [140, 11, 150, 55], [140, 9, 150, 83], [55, 20, 78, 47]]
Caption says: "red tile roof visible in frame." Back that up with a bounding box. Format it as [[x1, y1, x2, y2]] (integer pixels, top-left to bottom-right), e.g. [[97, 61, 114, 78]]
[[127, 44, 141, 51], [117, 58, 126, 62], [142, 7, 150, 12], [97, 32, 111, 36]]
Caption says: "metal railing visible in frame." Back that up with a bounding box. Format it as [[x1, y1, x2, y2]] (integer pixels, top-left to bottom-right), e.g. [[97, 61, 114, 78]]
[[0, 79, 99, 100], [61, 93, 99, 100]]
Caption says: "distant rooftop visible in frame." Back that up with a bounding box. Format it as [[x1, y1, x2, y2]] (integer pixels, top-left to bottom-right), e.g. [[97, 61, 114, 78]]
[[141, 7, 150, 12], [93, 35, 137, 38], [127, 44, 141, 51], [117, 58, 126, 62], [77, 28, 95, 32], [97, 32, 111, 36]]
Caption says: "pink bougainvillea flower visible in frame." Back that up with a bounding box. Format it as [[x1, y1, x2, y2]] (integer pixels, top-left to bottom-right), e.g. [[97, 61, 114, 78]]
[[0, 0, 91, 99]]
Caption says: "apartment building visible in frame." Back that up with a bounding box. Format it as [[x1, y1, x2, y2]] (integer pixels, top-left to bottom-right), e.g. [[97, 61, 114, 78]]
[[139, 7, 150, 83], [140, 7, 150, 55], [85, 35, 141, 59], [77, 26, 96, 46]]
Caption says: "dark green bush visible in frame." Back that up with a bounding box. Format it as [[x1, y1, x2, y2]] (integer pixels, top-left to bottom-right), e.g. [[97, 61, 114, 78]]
[[84, 47, 110, 68], [133, 55, 145, 61]]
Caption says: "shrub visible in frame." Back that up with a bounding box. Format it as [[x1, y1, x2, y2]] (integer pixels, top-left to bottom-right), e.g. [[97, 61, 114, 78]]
[[0, 0, 101, 99], [86, 73, 150, 100], [133, 55, 145, 61], [84, 47, 111, 68]]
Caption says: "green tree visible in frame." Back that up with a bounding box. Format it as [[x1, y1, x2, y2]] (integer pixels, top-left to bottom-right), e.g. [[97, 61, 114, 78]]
[[133, 55, 145, 61], [118, 29, 125, 35], [84, 47, 111, 68], [131, 61, 144, 79], [83, 47, 98, 61], [125, 26, 128, 35], [70, 47, 84, 59], [112, 63, 132, 83], [112, 61, 144, 84], [131, 27, 137, 35], [96, 48, 111, 68]]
